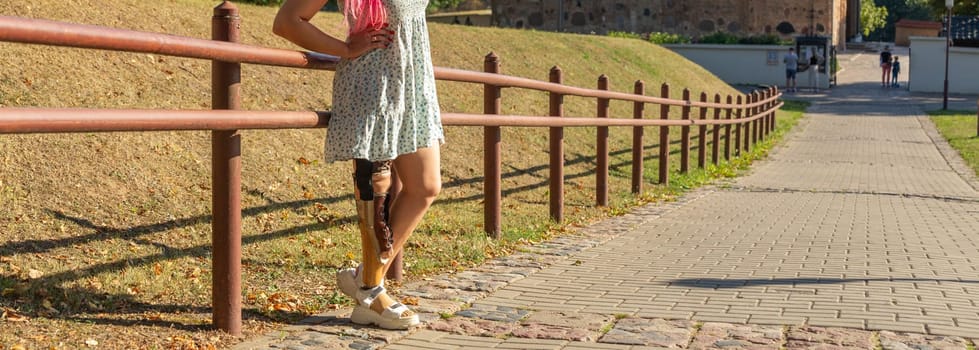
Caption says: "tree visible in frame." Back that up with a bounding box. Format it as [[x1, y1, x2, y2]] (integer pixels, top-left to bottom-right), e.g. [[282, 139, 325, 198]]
[[924, 0, 979, 17], [861, 0, 890, 36], [868, 0, 932, 41], [428, 0, 467, 12]]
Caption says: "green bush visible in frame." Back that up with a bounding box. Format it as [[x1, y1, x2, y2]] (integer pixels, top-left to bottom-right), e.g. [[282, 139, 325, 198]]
[[607, 31, 642, 39], [647, 32, 691, 44], [698, 31, 740, 44], [698, 32, 791, 45], [737, 34, 785, 45]]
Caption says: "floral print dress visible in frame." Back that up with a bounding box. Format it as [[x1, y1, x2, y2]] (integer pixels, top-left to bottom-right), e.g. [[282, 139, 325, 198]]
[[326, 0, 443, 162]]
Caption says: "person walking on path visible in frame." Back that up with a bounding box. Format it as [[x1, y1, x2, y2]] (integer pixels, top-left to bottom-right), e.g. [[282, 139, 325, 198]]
[[273, 0, 444, 330], [891, 56, 901, 88], [880, 45, 892, 87], [783, 47, 799, 93]]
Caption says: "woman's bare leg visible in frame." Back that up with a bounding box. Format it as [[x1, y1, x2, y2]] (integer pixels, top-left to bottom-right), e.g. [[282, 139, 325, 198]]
[[385, 144, 441, 271]]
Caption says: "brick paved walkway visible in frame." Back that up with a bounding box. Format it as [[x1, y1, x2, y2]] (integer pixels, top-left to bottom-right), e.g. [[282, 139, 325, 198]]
[[238, 48, 979, 349]]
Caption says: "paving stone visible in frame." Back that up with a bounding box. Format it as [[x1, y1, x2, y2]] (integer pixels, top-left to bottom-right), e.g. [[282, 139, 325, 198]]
[[599, 318, 696, 347], [411, 297, 464, 315], [507, 311, 614, 342], [455, 303, 532, 322], [400, 284, 486, 304], [689, 322, 783, 349], [521, 310, 613, 330], [879, 330, 969, 350], [510, 322, 599, 342], [426, 316, 516, 338], [785, 326, 873, 349]]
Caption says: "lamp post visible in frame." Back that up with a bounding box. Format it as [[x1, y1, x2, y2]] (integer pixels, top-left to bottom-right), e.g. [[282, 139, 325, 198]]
[[557, 0, 564, 31], [943, 0, 953, 110]]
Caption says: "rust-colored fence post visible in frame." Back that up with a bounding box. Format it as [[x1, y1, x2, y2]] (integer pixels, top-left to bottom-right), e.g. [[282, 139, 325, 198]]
[[759, 90, 767, 140], [596, 75, 610, 207], [697, 92, 707, 169], [724, 95, 732, 160], [680, 88, 690, 174], [632, 81, 645, 194], [772, 87, 779, 132], [765, 87, 773, 138], [743, 93, 752, 153], [733, 95, 742, 156], [211, 1, 242, 336], [751, 91, 762, 146], [761, 90, 768, 140], [711, 94, 721, 166], [386, 167, 403, 281], [772, 87, 778, 133], [483, 53, 502, 239], [549, 66, 564, 222], [659, 83, 670, 185]]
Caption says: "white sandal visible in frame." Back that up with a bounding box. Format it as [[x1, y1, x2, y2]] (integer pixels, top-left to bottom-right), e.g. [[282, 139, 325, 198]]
[[349, 286, 419, 330]]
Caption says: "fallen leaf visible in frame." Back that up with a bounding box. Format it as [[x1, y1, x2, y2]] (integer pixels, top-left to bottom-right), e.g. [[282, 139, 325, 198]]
[[84, 339, 98, 346], [271, 303, 293, 312], [12, 345, 27, 350], [27, 269, 42, 279], [153, 263, 163, 276], [3, 308, 29, 322], [401, 296, 420, 306], [297, 157, 310, 165]]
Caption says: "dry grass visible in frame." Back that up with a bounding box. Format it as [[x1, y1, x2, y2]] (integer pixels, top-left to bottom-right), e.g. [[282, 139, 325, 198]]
[[0, 0, 794, 348]]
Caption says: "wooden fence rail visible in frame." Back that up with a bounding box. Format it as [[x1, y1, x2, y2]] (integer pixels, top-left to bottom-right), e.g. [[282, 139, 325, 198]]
[[0, 1, 782, 336]]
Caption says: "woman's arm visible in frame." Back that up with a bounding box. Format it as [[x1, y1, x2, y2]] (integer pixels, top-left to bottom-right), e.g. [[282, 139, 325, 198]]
[[273, 0, 392, 59]]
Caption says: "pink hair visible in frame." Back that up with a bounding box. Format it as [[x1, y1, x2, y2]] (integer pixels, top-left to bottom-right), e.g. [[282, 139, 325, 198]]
[[343, 0, 387, 35]]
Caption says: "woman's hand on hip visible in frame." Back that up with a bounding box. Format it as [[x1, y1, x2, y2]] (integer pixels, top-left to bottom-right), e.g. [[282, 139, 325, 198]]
[[345, 26, 394, 59]]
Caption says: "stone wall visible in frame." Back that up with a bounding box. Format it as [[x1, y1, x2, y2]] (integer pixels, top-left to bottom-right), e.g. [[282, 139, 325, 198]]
[[491, 0, 848, 48]]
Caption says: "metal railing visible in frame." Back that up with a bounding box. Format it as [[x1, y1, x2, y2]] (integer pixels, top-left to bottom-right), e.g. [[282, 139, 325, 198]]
[[0, 1, 782, 335]]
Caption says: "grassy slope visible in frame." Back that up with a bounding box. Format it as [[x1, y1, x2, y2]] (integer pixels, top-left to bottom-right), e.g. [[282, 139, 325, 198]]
[[0, 0, 763, 348]]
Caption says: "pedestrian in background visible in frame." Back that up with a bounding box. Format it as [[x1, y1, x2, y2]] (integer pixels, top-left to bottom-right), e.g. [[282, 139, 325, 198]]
[[880, 45, 892, 87], [783, 47, 798, 93], [891, 56, 901, 88]]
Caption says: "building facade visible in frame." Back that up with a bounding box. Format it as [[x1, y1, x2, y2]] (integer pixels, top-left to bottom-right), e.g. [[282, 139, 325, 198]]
[[491, 0, 856, 49]]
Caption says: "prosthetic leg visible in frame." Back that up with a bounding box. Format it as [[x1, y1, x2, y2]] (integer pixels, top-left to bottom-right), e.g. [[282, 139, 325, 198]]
[[354, 158, 395, 282], [338, 158, 418, 329]]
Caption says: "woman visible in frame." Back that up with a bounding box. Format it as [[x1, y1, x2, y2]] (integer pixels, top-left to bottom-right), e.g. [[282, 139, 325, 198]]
[[879, 45, 892, 87], [273, 0, 443, 329]]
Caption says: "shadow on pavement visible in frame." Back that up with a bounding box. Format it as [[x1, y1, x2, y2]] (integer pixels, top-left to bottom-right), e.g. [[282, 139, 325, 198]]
[[667, 277, 979, 289]]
